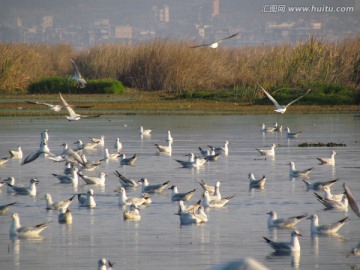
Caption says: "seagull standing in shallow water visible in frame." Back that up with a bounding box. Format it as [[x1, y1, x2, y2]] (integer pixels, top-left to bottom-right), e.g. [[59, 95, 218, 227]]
[[258, 83, 311, 114]]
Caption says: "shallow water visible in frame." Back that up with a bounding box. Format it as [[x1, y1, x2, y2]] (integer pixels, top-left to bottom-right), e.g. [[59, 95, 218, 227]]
[[0, 114, 360, 270]]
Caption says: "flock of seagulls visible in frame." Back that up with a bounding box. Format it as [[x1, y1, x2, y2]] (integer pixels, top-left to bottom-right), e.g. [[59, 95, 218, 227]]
[[1, 85, 360, 269]]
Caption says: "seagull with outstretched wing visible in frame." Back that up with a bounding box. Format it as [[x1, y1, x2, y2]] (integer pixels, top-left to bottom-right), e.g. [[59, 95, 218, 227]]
[[190, 32, 239, 49], [26, 100, 93, 112], [70, 58, 86, 88], [258, 83, 311, 114], [59, 93, 100, 121]]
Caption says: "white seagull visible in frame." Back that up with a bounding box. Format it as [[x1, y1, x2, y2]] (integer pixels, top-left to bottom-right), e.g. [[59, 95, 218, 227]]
[[166, 130, 173, 142], [138, 178, 170, 194], [78, 171, 107, 186], [104, 148, 120, 161], [168, 185, 196, 202], [6, 178, 39, 196], [347, 241, 360, 257], [114, 187, 149, 207], [70, 58, 86, 88], [154, 142, 172, 154], [9, 145, 23, 159], [114, 171, 139, 188], [190, 32, 239, 49], [21, 139, 54, 165], [266, 211, 307, 229], [25, 100, 93, 112], [139, 126, 152, 135], [208, 141, 229, 155], [123, 203, 141, 221], [52, 167, 79, 185], [258, 83, 311, 114], [78, 189, 96, 208], [58, 208, 73, 224], [114, 138, 123, 152], [302, 178, 338, 191], [41, 193, 76, 210], [201, 190, 234, 209], [10, 212, 50, 238], [249, 173, 267, 189], [59, 93, 100, 121], [317, 151, 336, 165], [314, 192, 348, 211], [285, 127, 302, 139], [256, 144, 276, 156], [89, 135, 105, 146], [288, 161, 314, 178], [119, 153, 137, 166], [307, 214, 350, 235], [0, 156, 11, 166], [263, 230, 302, 253], [323, 186, 344, 202]]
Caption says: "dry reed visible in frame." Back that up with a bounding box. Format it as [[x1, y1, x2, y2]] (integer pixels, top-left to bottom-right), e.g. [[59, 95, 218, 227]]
[[0, 36, 359, 95]]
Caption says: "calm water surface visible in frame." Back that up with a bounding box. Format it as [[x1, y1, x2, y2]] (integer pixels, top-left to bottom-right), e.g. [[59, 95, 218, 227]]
[[0, 114, 360, 270]]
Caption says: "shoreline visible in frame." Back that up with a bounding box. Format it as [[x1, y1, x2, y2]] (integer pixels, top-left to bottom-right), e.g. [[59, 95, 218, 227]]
[[0, 93, 359, 116]]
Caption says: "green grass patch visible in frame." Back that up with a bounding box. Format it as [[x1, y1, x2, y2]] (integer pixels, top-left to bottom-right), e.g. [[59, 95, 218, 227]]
[[28, 77, 124, 94]]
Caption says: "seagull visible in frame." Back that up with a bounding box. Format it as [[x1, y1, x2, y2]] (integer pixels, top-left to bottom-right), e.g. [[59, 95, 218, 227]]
[[25, 100, 93, 112], [138, 178, 170, 194], [317, 151, 336, 165], [347, 241, 360, 257], [314, 192, 348, 211], [248, 173, 267, 189], [209, 258, 269, 270], [190, 32, 239, 49], [266, 211, 307, 228], [260, 123, 275, 133], [78, 189, 96, 208], [59, 93, 100, 121], [307, 214, 349, 235], [123, 203, 141, 221], [21, 139, 54, 165], [177, 202, 207, 225], [10, 212, 50, 238], [208, 141, 229, 155], [74, 139, 99, 150], [52, 167, 79, 185], [41, 193, 76, 210], [0, 202, 17, 215], [201, 190, 234, 209], [78, 171, 107, 186], [98, 258, 114, 270], [258, 83, 311, 114], [285, 127, 302, 139], [119, 153, 137, 166], [323, 186, 344, 202], [198, 179, 218, 195], [154, 142, 172, 154], [114, 138, 123, 152], [104, 148, 120, 161], [168, 185, 196, 202], [263, 230, 302, 253], [114, 187, 149, 207], [273, 122, 283, 132], [6, 178, 39, 196], [114, 171, 139, 188], [343, 183, 360, 217], [166, 130, 173, 142], [302, 178, 338, 190], [9, 145, 23, 159], [70, 58, 86, 88], [89, 135, 105, 146], [139, 126, 152, 135], [58, 208, 73, 224], [288, 161, 314, 178], [3, 176, 16, 194], [175, 155, 205, 168], [256, 144, 276, 156], [79, 154, 104, 171]]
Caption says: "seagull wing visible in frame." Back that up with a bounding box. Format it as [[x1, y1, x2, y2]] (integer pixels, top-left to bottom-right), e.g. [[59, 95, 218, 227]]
[[217, 32, 240, 42], [285, 89, 311, 108], [344, 183, 360, 217], [70, 59, 82, 77], [258, 84, 282, 109], [59, 93, 77, 117], [26, 101, 55, 108], [21, 150, 42, 165]]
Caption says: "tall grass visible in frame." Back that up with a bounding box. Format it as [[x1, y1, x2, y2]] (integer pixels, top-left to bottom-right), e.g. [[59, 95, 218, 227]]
[[1, 36, 359, 97]]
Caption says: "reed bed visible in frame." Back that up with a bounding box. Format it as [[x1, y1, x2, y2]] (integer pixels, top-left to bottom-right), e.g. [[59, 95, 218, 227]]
[[1, 36, 359, 97]]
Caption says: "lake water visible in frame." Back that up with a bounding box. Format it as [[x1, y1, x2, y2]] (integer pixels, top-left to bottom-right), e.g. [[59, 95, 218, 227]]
[[0, 114, 359, 270]]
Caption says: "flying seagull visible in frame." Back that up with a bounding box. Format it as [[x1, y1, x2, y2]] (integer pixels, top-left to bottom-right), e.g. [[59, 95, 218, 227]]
[[70, 58, 86, 88], [190, 32, 239, 49], [25, 100, 92, 112], [258, 84, 311, 114], [59, 93, 100, 121]]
